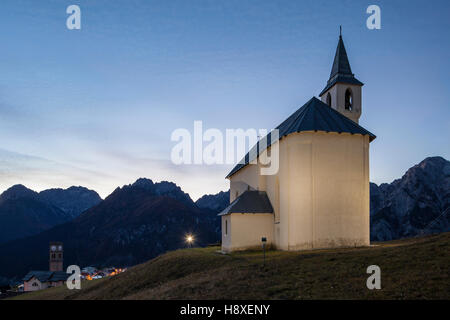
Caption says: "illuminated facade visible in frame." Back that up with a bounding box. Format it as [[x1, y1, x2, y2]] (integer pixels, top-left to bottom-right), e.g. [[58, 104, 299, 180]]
[[220, 34, 376, 252]]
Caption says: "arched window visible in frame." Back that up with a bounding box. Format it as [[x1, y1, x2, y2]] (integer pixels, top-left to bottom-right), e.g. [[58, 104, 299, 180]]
[[345, 88, 353, 111], [326, 93, 332, 107]]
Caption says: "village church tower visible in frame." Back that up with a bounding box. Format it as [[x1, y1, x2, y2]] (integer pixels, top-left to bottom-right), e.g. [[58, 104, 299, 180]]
[[319, 31, 364, 123], [49, 242, 63, 272]]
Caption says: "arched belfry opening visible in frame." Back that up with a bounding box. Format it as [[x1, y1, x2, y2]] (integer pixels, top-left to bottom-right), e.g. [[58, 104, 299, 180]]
[[319, 29, 363, 123], [345, 88, 353, 111]]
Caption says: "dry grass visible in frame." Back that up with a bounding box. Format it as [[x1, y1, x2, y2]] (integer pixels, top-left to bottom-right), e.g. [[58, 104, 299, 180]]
[[12, 233, 449, 300]]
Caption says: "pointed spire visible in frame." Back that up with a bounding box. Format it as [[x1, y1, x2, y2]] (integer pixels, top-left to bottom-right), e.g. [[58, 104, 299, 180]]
[[329, 31, 353, 79], [319, 30, 363, 97]]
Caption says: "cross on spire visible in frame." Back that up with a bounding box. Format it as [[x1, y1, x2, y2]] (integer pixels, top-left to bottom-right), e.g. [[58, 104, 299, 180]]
[[319, 30, 364, 97], [330, 31, 353, 78]]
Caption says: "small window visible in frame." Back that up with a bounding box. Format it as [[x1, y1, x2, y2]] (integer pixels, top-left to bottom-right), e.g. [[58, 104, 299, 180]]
[[225, 219, 228, 236], [326, 93, 332, 106], [345, 88, 353, 111], [235, 191, 238, 199]]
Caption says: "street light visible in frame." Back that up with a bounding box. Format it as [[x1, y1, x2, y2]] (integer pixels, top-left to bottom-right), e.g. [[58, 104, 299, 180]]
[[185, 234, 194, 247]]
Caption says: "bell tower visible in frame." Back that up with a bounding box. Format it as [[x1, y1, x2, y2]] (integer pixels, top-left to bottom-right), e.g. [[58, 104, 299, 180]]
[[320, 28, 364, 123], [49, 242, 63, 272]]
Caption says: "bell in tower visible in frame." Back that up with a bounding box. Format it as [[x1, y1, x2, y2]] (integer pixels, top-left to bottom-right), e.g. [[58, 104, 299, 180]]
[[319, 27, 364, 124], [49, 242, 63, 272]]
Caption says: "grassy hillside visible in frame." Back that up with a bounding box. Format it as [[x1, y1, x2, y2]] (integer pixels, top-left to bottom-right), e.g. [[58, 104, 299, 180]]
[[13, 233, 449, 300]]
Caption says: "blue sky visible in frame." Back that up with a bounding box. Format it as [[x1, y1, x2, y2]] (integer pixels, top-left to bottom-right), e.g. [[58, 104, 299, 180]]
[[0, 0, 449, 200]]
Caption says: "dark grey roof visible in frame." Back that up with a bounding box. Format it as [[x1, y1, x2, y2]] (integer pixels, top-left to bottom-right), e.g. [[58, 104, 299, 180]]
[[218, 191, 274, 216], [50, 271, 70, 281], [319, 35, 363, 97], [23, 271, 69, 282], [226, 97, 376, 178], [23, 271, 52, 282], [330, 35, 353, 78]]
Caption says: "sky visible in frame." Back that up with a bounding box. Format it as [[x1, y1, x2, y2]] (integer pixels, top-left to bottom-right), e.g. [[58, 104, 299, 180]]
[[0, 0, 449, 200]]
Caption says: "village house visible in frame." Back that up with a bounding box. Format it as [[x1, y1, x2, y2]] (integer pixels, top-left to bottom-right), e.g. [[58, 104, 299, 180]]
[[22, 270, 69, 292], [220, 32, 376, 252]]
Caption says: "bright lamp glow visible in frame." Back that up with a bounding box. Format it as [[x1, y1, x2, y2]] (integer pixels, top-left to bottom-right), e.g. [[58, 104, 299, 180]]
[[185, 234, 194, 244]]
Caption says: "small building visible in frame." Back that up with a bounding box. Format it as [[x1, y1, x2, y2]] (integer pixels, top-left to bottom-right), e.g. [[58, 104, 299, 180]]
[[81, 266, 98, 274], [22, 271, 69, 292], [219, 191, 274, 251], [221, 32, 376, 252]]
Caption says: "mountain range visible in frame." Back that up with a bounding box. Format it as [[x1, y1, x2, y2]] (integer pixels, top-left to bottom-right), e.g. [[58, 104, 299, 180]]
[[0, 179, 220, 281], [0, 156, 448, 283], [0, 185, 101, 244]]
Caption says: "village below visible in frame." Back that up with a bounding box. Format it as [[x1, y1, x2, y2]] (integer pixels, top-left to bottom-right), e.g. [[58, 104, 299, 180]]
[[1, 232, 448, 300], [0, 241, 127, 299]]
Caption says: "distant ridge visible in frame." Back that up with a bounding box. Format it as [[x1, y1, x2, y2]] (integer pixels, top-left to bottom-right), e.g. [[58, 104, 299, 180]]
[[196, 190, 230, 212], [0, 185, 101, 244]]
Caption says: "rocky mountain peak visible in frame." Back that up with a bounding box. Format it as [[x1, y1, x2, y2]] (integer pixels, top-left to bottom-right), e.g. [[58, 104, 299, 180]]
[[196, 190, 230, 212], [0, 184, 38, 202], [371, 156, 450, 241], [128, 178, 194, 205], [38, 186, 102, 218], [131, 178, 154, 190]]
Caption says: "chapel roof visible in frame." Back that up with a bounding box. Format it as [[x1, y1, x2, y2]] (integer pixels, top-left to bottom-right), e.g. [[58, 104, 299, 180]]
[[225, 97, 376, 178], [218, 191, 274, 216]]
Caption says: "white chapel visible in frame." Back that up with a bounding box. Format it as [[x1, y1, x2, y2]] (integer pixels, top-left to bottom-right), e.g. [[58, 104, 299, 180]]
[[220, 33, 376, 252]]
